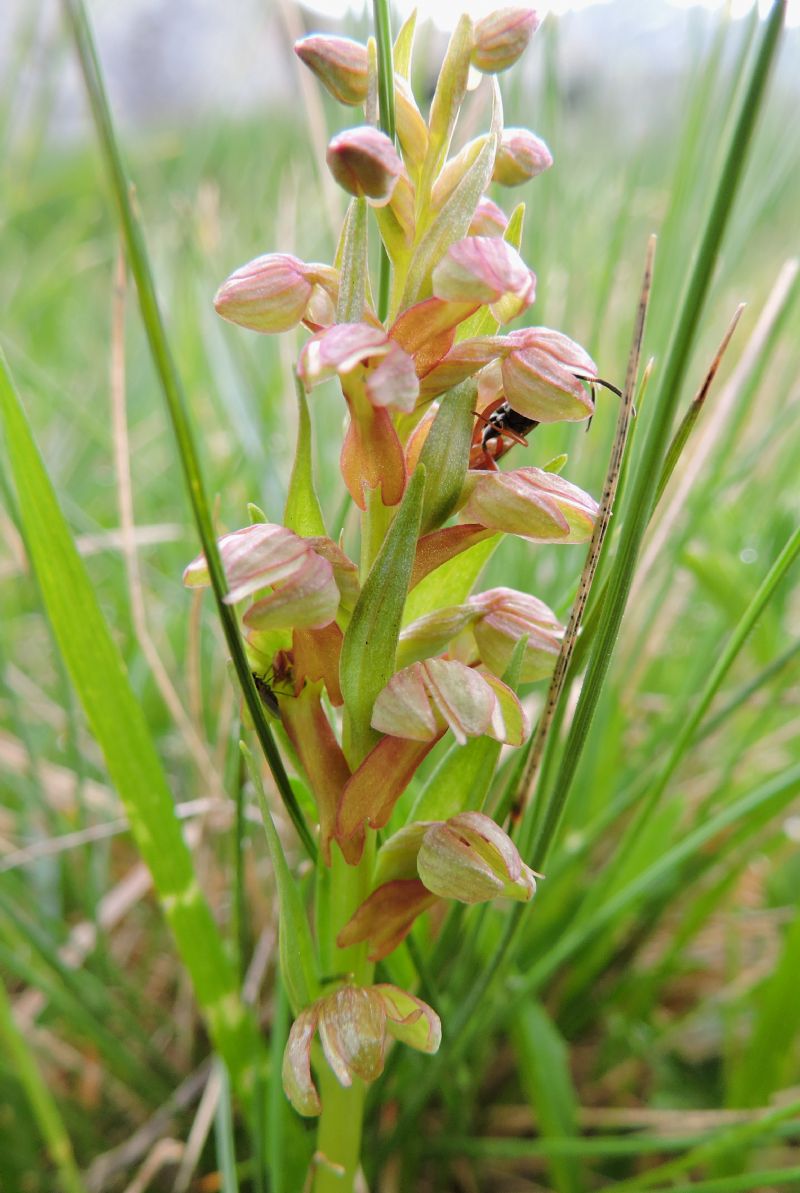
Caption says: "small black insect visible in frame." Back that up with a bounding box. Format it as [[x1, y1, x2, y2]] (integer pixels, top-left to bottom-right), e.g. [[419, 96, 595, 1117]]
[[252, 671, 280, 717], [473, 375, 623, 467], [480, 403, 539, 457]]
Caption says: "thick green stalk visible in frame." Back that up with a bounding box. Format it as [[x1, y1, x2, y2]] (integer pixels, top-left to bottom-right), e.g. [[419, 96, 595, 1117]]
[[313, 838, 376, 1193], [61, 0, 314, 860]]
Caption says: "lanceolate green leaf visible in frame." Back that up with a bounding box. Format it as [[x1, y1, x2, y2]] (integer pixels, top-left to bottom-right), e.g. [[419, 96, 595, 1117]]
[[284, 370, 326, 538], [242, 743, 319, 1014], [0, 349, 264, 1111], [337, 198, 369, 324], [424, 14, 474, 183], [340, 465, 426, 761], [401, 81, 502, 309], [417, 379, 476, 533]]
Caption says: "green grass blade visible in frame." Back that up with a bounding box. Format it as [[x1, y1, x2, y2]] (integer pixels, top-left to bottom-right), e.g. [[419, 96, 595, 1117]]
[[0, 348, 264, 1110], [214, 1061, 241, 1193], [267, 977, 290, 1193], [241, 742, 319, 1014], [728, 909, 800, 1106], [581, 520, 800, 906], [0, 975, 87, 1193], [609, 1094, 800, 1193], [60, 0, 314, 860], [512, 1002, 584, 1193], [532, 0, 785, 869]]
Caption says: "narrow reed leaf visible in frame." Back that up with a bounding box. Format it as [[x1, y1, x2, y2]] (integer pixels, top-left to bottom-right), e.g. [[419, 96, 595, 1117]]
[[0, 349, 264, 1109], [284, 370, 327, 537], [242, 743, 319, 1014], [729, 910, 800, 1106], [537, 0, 785, 868], [697, 636, 800, 741], [518, 235, 655, 857], [61, 0, 314, 860], [417, 379, 476, 533], [0, 976, 86, 1193], [267, 977, 290, 1193], [373, 0, 396, 141], [213, 1061, 240, 1193], [340, 466, 425, 760], [589, 518, 800, 899], [609, 1093, 800, 1193], [512, 1002, 584, 1193], [655, 303, 745, 506]]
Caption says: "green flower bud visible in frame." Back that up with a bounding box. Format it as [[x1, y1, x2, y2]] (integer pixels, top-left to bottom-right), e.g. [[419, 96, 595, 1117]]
[[493, 127, 553, 186], [417, 811, 538, 903], [472, 8, 541, 74]]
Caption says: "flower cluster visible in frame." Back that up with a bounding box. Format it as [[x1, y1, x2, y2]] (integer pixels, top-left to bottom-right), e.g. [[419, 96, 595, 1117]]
[[188, 7, 605, 1127]]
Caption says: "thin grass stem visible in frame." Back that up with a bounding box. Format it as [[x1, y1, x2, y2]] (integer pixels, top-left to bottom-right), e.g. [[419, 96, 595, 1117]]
[[61, 0, 315, 860]]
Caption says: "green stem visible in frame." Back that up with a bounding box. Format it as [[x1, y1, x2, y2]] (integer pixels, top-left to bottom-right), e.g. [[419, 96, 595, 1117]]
[[313, 836, 376, 1193], [372, 0, 395, 324]]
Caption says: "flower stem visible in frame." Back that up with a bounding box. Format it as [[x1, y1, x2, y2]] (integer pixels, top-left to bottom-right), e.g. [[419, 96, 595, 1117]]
[[313, 836, 376, 1191]]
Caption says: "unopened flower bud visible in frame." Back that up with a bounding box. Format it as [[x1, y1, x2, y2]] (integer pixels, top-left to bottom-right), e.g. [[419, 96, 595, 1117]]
[[472, 8, 541, 74], [294, 35, 369, 106], [417, 811, 538, 903], [371, 657, 527, 746], [214, 253, 321, 334], [469, 195, 509, 237], [283, 983, 440, 1116], [183, 523, 344, 629], [460, 466, 598, 543], [501, 326, 597, 422], [327, 126, 404, 206], [433, 236, 536, 324], [471, 587, 563, 680], [493, 128, 553, 187]]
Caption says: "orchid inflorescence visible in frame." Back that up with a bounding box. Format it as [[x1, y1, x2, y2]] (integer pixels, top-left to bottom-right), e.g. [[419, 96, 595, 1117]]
[[185, 6, 603, 1132]]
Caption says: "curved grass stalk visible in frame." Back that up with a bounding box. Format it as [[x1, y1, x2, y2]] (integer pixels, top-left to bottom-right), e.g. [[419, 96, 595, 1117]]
[[61, 0, 315, 861]]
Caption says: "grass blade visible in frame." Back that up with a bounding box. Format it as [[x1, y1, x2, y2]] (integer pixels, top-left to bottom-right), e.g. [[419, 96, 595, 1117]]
[[532, 0, 784, 875], [60, 0, 314, 859], [0, 975, 86, 1193], [512, 1002, 584, 1193], [0, 348, 264, 1110]]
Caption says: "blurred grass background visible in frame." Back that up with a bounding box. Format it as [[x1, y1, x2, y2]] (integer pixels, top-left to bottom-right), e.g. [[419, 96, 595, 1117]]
[[1, 0, 799, 1189]]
